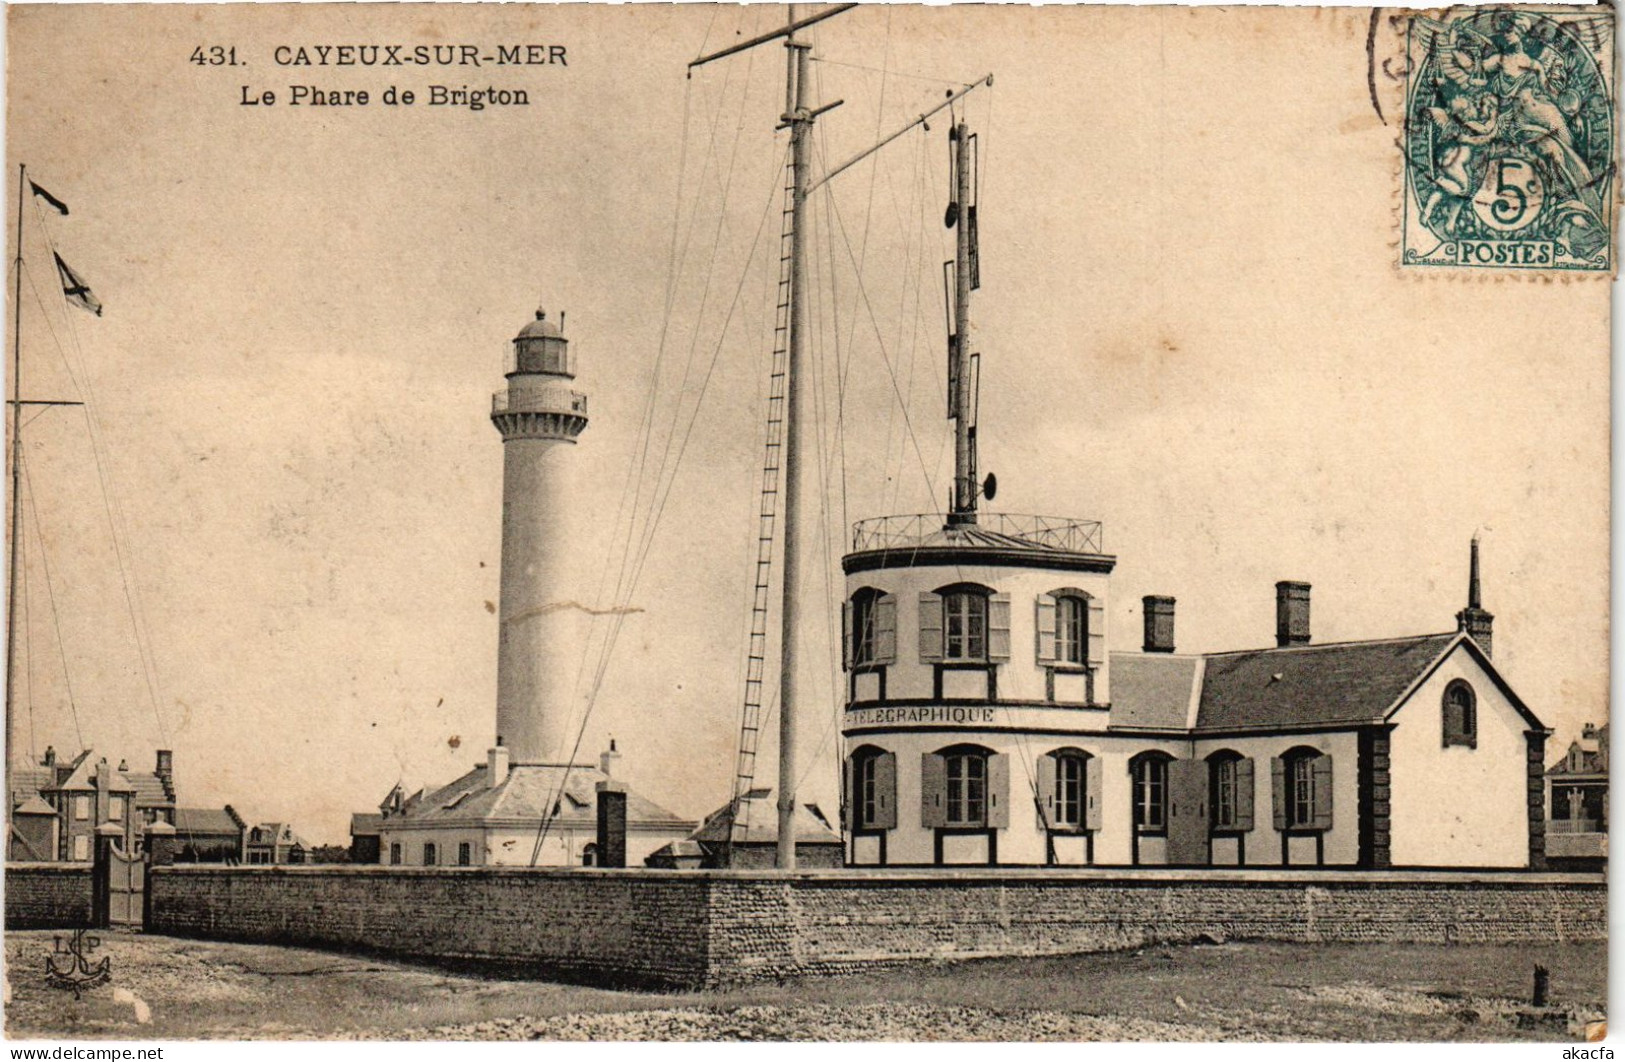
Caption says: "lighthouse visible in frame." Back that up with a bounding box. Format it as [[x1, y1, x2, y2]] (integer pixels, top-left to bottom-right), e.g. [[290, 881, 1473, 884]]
[[490, 308, 589, 765], [366, 306, 695, 867]]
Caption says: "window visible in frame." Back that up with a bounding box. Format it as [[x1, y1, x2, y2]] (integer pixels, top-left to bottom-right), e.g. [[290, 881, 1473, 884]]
[[108, 796, 125, 822], [1131, 753, 1171, 832], [423, 843, 438, 866], [944, 590, 987, 661], [1054, 752, 1087, 827], [1036, 589, 1101, 671], [73, 835, 89, 861], [73, 795, 90, 821], [1207, 750, 1254, 831], [458, 842, 472, 866], [1055, 597, 1085, 665], [945, 750, 987, 826], [1443, 680, 1477, 748], [846, 588, 898, 668], [1274, 748, 1333, 831], [848, 747, 896, 831], [389, 843, 402, 865]]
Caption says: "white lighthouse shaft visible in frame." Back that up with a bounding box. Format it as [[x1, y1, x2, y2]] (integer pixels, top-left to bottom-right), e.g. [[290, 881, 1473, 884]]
[[491, 311, 589, 765]]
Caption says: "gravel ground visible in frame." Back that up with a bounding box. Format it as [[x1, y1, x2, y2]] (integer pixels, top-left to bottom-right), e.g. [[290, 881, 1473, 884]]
[[3, 931, 1605, 1042]]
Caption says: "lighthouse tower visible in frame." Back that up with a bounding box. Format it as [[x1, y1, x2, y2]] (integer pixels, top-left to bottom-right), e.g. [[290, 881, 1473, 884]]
[[490, 308, 589, 764]]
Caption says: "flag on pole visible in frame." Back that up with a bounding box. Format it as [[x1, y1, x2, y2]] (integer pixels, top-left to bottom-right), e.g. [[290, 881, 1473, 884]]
[[29, 180, 68, 216], [53, 253, 102, 316]]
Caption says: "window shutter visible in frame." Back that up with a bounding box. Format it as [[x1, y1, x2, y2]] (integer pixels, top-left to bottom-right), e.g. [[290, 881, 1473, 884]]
[[987, 753, 1010, 828], [1035, 593, 1057, 665], [1086, 596, 1106, 668], [1270, 756, 1287, 830], [841, 757, 853, 832], [1234, 757, 1256, 832], [842, 600, 854, 671], [1085, 754, 1103, 831], [874, 751, 898, 830], [1312, 754, 1334, 829], [1035, 752, 1057, 829], [989, 593, 1012, 662], [918, 592, 944, 663], [920, 752, 946, 828], [875, 594, 898, 664]]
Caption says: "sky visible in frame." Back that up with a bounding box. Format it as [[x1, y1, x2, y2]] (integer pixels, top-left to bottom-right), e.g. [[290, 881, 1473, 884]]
[[5, 4, 1610, 845]]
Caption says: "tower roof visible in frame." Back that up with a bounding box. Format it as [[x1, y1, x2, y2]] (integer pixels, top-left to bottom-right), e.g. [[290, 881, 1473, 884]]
[[516, 309, 563, 340]]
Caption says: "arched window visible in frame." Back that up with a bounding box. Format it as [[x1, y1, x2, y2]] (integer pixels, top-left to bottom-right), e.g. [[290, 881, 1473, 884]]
[[1443, 680, 1477, 748], [1054, 751, 1087, 827], [1130, 752, 1173, 833], [1056, 596, 1086, 665], [1273, 746, 1333, 831], [944, 588, 988, 661], [1206, 749, 1254, 831], [847, 745, 897, 831], [920, 584, 1010, 663], [845, 588, 897, 669], [946, 747, 988, 826], [1036, 588, 1103, 669], [922, 744, 1006, 830]]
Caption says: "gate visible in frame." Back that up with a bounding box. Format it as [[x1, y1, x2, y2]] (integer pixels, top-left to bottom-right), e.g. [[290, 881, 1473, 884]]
[[92, 837, 145, 927]]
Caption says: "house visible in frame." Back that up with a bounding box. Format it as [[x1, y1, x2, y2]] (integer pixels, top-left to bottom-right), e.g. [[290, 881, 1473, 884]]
[[840, 534, 1547, 869], [349, 812, 383, 864], [245, 822, 309, 865], [372, 744, 694, 868], [1546, 722, 1607, 871], [647, 788, 844, 869], [8, 748, 177, 862], [173, 805, 248, 863]]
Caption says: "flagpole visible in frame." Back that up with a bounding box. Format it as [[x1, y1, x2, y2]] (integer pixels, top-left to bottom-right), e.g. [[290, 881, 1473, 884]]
[[7, 162, 25, 800]]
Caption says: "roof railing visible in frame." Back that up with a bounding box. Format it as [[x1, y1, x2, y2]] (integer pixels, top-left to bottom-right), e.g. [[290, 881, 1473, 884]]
[[851, 512, 1105, 554]]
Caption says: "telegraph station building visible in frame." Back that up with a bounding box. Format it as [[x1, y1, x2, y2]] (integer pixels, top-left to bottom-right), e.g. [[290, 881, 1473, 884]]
[[840, 523, 1546, 869]]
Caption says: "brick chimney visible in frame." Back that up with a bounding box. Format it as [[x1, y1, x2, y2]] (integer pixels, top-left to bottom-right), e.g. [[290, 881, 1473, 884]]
[[1276, 581, 1311, 647], [155, 749, 175, 802], [1142, 596, 1176, 653], [1455, 536, 1494, 658]]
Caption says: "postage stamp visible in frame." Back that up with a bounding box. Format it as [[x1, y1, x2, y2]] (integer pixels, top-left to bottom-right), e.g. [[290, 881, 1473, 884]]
[[1400, 7, 1615, 272]]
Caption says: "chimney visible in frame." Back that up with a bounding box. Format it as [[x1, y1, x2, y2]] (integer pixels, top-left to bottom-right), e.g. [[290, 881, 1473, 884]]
[[1455, 536, 1495, 658], [1275, 581, 1311, 647], [595, 777, 627, 868], [42, 746, 55, 767], [487, 745, 510, 789], [1142, 596, 1176, 653], [155, 749, 173, 779], [600, 738, 620, 778]]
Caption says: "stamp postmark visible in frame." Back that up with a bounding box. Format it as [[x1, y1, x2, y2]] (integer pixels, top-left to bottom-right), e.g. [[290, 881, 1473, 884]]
[[1401, 7, 1615, 272]]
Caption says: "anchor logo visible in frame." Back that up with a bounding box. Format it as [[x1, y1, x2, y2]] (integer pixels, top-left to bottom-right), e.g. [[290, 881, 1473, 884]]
[[45, 929, 112, 999]]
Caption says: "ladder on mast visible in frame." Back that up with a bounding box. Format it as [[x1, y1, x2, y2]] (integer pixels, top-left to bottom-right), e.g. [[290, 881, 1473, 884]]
[[726, 156, 797, 864]]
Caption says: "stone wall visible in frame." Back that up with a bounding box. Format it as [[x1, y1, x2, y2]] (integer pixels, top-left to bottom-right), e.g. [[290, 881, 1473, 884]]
[[146, 865, 1606, 989], [148, 866, 711, 987], [5, 863, 95, 929]]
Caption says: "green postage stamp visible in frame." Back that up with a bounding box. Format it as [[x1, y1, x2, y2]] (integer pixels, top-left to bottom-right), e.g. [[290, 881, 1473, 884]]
[[1401, 7, 1615, 272]]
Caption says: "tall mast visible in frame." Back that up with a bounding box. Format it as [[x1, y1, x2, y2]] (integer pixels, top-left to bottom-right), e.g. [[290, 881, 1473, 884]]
[[7, 163, 24, 794], [949, 123, 977, 524], [775, 12, 810, 871]]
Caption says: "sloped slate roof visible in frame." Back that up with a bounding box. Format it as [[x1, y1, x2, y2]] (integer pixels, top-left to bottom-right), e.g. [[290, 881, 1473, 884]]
[[1195, 633, 1458, 731], [382, 764, 693, 830], [689, 790, 843, 846], [1109, 653, 1200, 730], [350, 812, 384, 836], [174, 807, 243, 837]]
